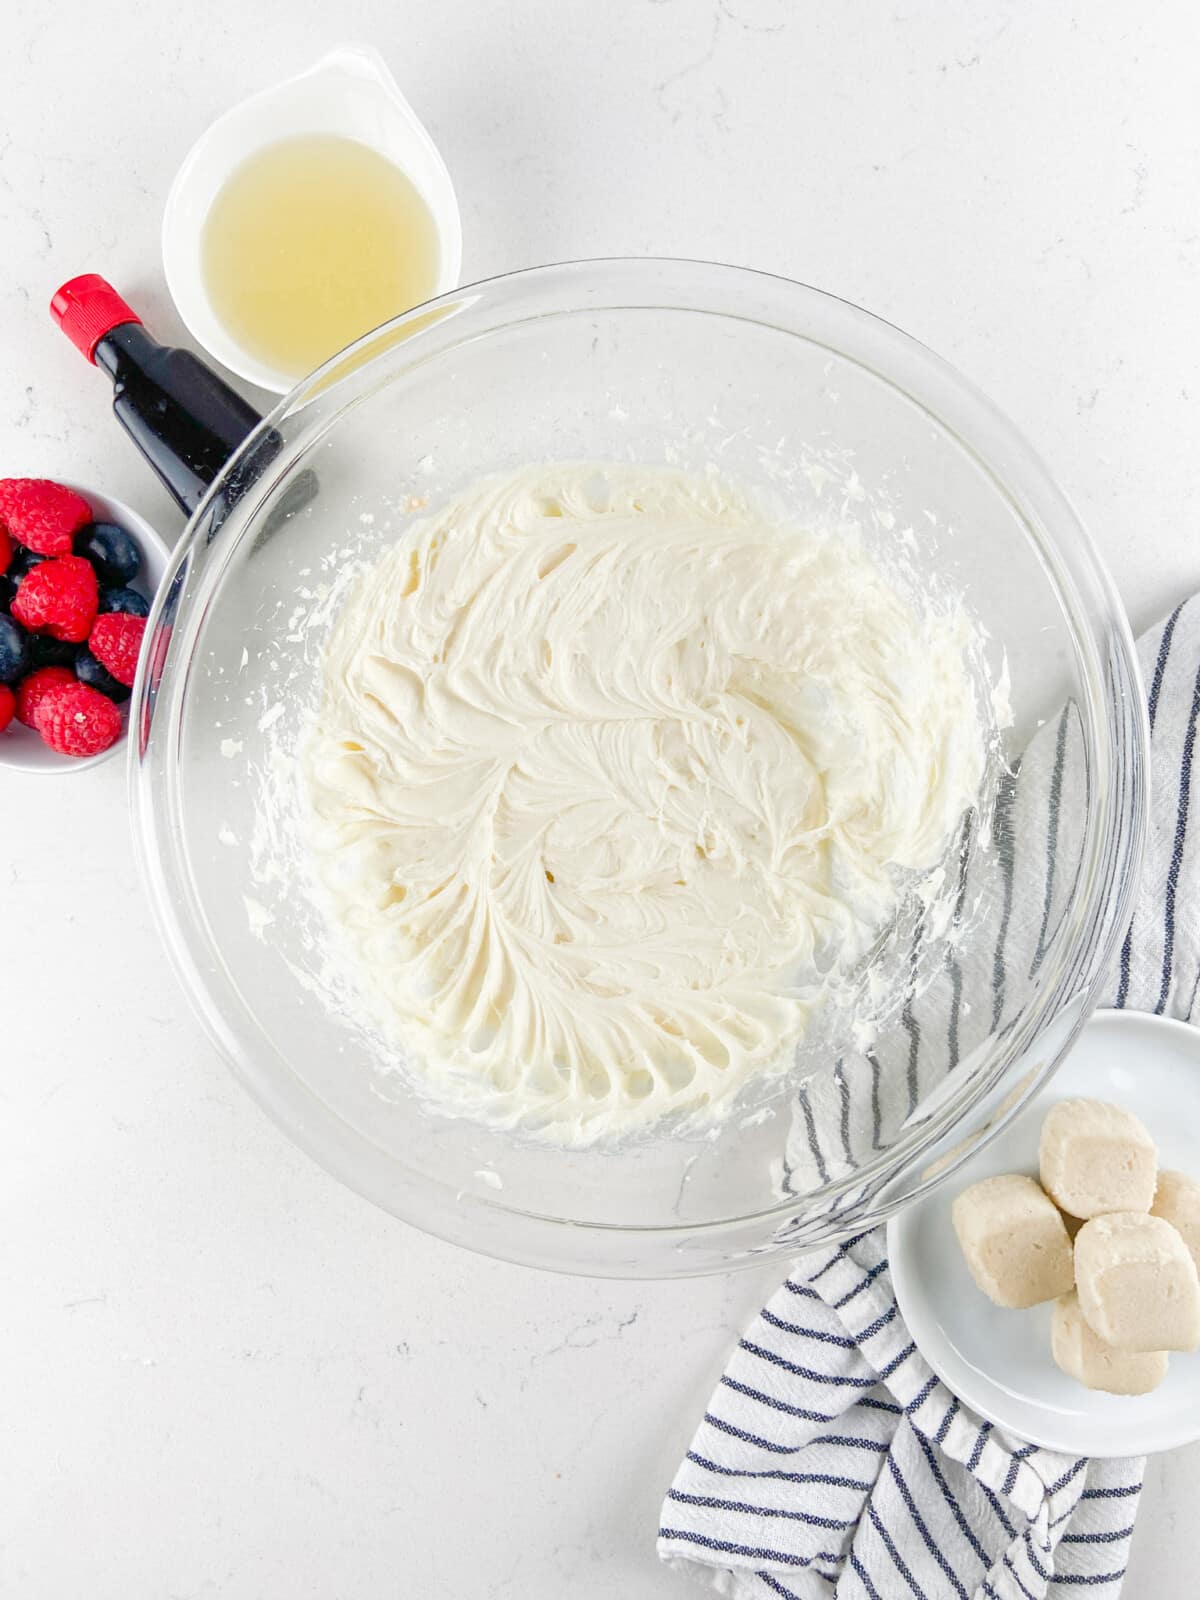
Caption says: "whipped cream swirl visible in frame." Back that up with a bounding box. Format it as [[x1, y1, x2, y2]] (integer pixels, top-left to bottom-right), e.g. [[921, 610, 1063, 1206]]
[[302, 465, 988, 1140]]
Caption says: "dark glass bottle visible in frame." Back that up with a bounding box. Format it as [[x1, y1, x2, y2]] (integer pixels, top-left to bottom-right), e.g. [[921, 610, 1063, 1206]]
[[50, 274, 264, 515]]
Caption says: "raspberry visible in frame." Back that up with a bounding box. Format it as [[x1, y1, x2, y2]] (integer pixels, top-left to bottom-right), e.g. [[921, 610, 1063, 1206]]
[[11, 554, 98, 642], [37, 679, 122, 757], [88, 611, 146, 687], [0, 526, 12, 576], [0, 683, 13, 733], [0, 478, 92, 556], [14, 665, 75, 727]]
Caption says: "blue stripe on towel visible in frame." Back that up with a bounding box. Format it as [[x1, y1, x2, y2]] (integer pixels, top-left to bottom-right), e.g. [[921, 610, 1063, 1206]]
[[868, 1499, 937, 1600], [659, 1528, 843, 1567], [720, 1375, 837, 1422], [685, 1451, 873, 1493], [884, 1453, 970, 1600], [666, 1488, 857, 1531]]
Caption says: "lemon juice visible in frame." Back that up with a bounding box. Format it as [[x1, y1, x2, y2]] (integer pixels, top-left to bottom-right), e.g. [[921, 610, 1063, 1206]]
[[201, 132, 440, 380]]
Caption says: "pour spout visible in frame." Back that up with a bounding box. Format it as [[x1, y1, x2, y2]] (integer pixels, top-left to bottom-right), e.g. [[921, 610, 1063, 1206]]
[[306, 42, 401, 94]]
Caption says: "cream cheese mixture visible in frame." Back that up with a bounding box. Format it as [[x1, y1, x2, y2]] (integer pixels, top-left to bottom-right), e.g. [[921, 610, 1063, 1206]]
[[302, 464, 989, 1140]]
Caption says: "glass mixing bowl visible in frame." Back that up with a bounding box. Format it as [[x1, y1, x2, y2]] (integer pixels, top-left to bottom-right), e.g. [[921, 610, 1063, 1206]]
[[131, 259, 1147, 1276]]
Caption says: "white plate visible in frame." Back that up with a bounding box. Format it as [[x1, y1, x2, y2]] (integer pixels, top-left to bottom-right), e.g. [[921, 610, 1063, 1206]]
[[888, 1010, 1200, 1456]]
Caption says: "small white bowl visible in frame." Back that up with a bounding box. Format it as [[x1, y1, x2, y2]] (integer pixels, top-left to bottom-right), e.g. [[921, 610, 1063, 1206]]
[[889, 1009, 1200, 1457], [162, 42, 463, 394], [1, 485, 169, 776]]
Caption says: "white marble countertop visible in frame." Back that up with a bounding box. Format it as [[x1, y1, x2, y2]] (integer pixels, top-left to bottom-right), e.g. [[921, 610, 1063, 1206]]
[[3, 2, 1197, 1594]]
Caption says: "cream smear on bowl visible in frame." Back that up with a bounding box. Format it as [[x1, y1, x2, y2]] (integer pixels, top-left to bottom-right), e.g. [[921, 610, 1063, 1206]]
[[298, 463, 996, 1143]]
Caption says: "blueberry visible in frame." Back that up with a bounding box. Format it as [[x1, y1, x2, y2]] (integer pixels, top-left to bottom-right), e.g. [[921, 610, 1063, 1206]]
[[75, 648, 131, 703], [0, 613, 30, 684], [99, 586, 150, 618], [30, 634, 80, 670], [76, 521, 142, 587], [8, 546, 47, 582], [2, 549, 46, 612]]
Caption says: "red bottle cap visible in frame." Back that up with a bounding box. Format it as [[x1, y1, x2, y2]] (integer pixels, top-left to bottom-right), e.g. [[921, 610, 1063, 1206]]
[[50, 273, 142, 362]]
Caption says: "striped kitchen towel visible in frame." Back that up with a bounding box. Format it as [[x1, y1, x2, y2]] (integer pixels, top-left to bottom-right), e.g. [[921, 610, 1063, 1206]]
[[659, 597, 1200, 1597]]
